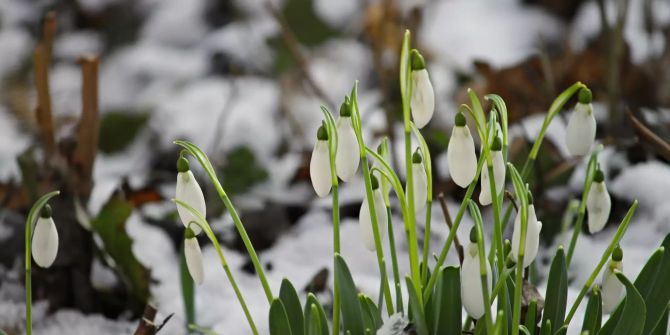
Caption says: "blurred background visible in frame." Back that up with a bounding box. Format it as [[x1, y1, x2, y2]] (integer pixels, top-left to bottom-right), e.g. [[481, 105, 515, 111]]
[[0, 0, 669, 334]]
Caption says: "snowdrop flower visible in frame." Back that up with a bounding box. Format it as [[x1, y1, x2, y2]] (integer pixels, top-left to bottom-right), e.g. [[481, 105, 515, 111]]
[[601, 246, 625, 314], [566, 88, 596, 156], [176, 157, 206, 235], [184, 226, 205, 285], [479, 136, 505, 206], [32, 205, 59, 268], [310, 125, 332, 197], [587, 168, 611, 233], [447, 112, 477, 188], [511, 195, 543, 268], [461, 228, 492, 319], [410, 150, 428, 212], [335, 100, 360, 182], [376, 312, 409, 335], [359, 175, 388, 251], [410, 50, 434, 128]]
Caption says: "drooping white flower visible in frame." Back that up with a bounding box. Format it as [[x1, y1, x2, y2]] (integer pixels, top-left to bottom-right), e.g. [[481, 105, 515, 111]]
[[461, 238, 492, 320], [32, 205, 59, 268], [511, 202, 543, 268], [447, 112, 477, 188], [601, 247, 625, 314], [359, 175, 388, 251], [184, 227, 205, 285], [587, 169, 611, 233], [566, 88, 596, 156], [335, 100, 360, 181], [479, 136, 506, 206], [410, 50, 434, 128], [376, 312, 409, 335], [176, 157, 206, 235], [310, 125, 332, 198], [410, 150, 428, 212]]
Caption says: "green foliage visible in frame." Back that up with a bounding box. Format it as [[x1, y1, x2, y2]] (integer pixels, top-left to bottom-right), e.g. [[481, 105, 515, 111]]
[[581, 287, 602, 334], [91, 193, 150, 313], [335, 254, 365, 334], [406, 277, 428, 335], [304, 294, 329, 335], [98, 112, 148, 154], [180, 245, 195, 328], [221, 146, 269, 196], [269, 299, 293, 335], [608, 272, 646, 335], [427, 266, 461, 335], [543, 247, 568, 334], [279, 279, 305, 335]]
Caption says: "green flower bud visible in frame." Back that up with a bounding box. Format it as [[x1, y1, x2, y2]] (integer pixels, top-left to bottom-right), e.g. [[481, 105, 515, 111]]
[[612, 245, 623, 262], [339, 98, 352, 117], [410, 49, 426, 71], [40, 204, 52, 218], [185, 225, 197, 239], [455, 112, 466, 127], [177, 156, 190, 173], [469, 226, 478, 243], [317, 124, 328, 141], [412, 150, 423, 164], [370, 174, 379, 190], [578, 88, 592, 104], [491, 136, 502, 151], [593, 169, 605, 183]]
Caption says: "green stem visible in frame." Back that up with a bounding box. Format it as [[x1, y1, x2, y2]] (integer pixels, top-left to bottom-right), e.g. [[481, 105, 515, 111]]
[[421, 201, 432, 284], [386, 206, 404, 313], [563, 200, 638, 326], [361, 157, 395, 314], [332, 184, 341, 335], [470, 201, 494, 333], [24, 191, 60, 335], [423, 155, 485, 300]]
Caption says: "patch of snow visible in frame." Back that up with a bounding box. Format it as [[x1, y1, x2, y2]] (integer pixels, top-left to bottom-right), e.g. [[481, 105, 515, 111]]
[[0, 106, 31, 180], [53, 31, 103, 62], [203, 19, 277, 72], [0, 28, 32, 81], [140, 0, 208, 48], [313, 0, 360, 28]]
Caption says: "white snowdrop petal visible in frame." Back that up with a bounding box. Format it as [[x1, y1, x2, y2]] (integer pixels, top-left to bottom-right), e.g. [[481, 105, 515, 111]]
[[411, 162, 428, 212], [566, 103, 596, 156], [601, 263, 624, 314], [587, 182, 611, 233], [185, 237, 205, 285], [410, 69, 435, 128], [511, 205, 542, 268], [359, 189, 388, 251], [32, 217, 59, 268], [310, 140, 332, 197], [461, 243, 493, 319], [176, 170, 206, 235], [447, 126, 477, 188], [335, 117, 360, 181]]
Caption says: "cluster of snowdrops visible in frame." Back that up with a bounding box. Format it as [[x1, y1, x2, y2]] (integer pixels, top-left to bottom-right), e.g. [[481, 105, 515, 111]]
[[24, 31, 668, 335]]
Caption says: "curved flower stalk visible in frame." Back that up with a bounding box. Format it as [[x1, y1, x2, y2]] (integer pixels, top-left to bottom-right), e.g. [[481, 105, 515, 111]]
[[184, 226, 205, 285], [310, 124, 332, 197], [410, 149, 428, 212], [601, 246, 625, 314], [587, 168, 611, 233], [479, 135, 505, 206], [24, 191, 60, 335], [409, 50, 434, 128], [566, 88, 596, 156], [511, 194, 542, 268], [359, 175, 388, 251], [31, 205, 59, 268], [335, 99, 359, 181], [447, 112, 477, 187], [461, 228, 493, 320], [176, 156, 206, 235]]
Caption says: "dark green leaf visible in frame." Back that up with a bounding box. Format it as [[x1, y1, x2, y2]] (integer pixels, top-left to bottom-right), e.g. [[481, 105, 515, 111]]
[[406, 277, 428, 335], [525, 299, 537, 334], [180, 245, 195, 327], [221, 146, 269, 196], [430, 266, 461, 335], [306, 305, 322, 335], [642, 235, 670, 333], [609, 272, 646, 335], [91, 193, 150, 312], [649, 306, 668, 335], [539, 320, 551, 335], [98, 112, 148, 153], [270, 299, 293, 335], [335, 254, 365, 334], [581, 287, 602, 335], [304, 294, 328, 335], [359, 295, 382, 331], [542, 247, 567, 333], [280, 278, 305, 335]]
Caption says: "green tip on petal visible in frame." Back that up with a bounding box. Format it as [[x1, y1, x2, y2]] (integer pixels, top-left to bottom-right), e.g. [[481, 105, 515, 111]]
[[593, 169, 604, 183], [455, 112, 466, 127], [40, 204, 52, 218], [410, 49, 426, 70], [177, 156, 190, 173], [491, 136, 502, 151], [185, 225, 197, 239], [412, 150, 422, 164], [578, 87, 592, 104], [377, 143, 384, 155], [339, 99, 352, 117], [317, 124, 328, 141], [504, 239, 511, 255], [370, 174, 379, 190], [612, 245, 623, 262], [469, 227, 478, 243]]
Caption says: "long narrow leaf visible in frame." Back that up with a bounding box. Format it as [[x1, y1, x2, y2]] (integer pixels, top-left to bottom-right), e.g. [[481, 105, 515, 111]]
[[280, 279, 305, 335], [542, 247, 568, 334], [608, 272, 646, 335], [582, 286, 602, 335], [270, 299, 293, 335], [335, 254, 365, 334]]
